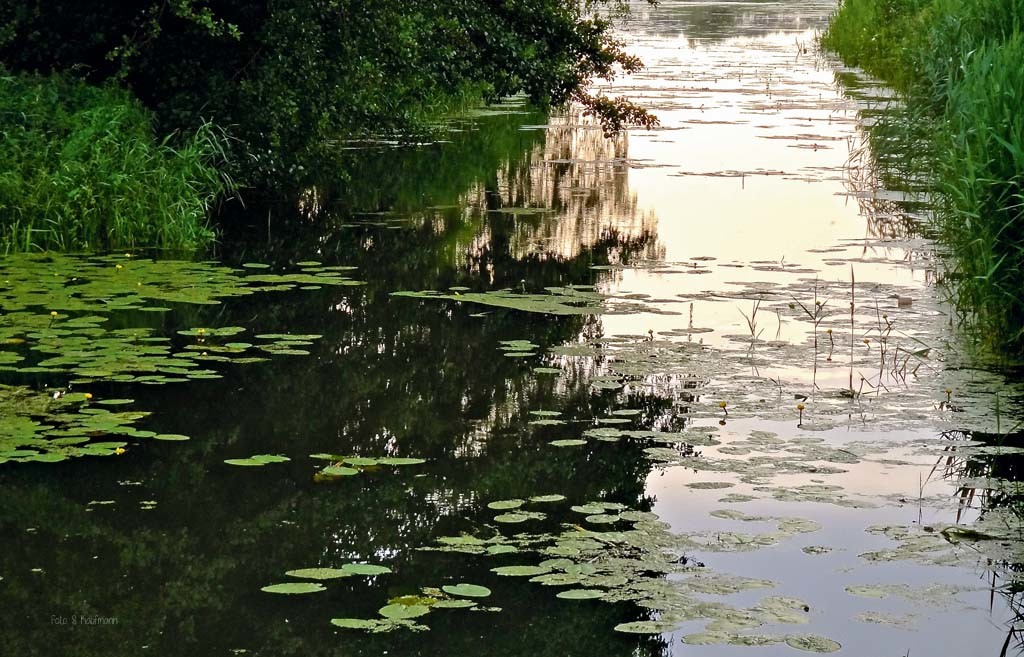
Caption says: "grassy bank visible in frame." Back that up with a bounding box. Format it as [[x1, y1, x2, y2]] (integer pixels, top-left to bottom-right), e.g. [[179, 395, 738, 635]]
[[822, 0, 1024, 353], [0, 70, 229, 253]]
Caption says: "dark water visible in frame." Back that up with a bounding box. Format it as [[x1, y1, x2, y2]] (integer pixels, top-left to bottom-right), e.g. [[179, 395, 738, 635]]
[[3, 2, 1024, 656]]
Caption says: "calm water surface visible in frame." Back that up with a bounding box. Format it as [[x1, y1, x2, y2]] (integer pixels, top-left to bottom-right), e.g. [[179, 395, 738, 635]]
[[3, 2, 1023, 656]]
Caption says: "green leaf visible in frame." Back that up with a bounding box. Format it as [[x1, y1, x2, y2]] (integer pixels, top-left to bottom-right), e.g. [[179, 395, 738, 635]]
[[441, 583, 491, 598], [261, 582, 326, 594]]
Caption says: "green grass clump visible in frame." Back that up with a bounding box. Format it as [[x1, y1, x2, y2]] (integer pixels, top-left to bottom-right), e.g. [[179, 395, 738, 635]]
[[0, 70, 230, 253], [936, 33, 1024, 343], [822, 0, 1024, 353]]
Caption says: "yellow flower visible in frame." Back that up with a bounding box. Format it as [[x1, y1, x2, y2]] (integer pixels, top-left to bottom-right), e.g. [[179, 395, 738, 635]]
[[115, 264, 124, 270], [84, 393, 93, 400], [114, 447, 126, 456], [50, 311, 58, 317], [197, 328, 206, 335], [797, 403, 805, 411], [718, 401, 727, 408]]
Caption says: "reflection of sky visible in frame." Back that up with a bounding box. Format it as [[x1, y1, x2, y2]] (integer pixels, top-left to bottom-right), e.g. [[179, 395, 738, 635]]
[[590, 25, 934, 347], [645, 419, 1009, 655]]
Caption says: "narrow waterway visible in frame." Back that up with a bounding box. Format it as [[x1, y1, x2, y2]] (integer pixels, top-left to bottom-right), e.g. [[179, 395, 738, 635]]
[[2, 2, 1023, 656]]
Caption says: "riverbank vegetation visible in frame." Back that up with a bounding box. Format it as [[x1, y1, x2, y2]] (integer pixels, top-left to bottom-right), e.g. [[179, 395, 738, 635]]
[[822, 0, 1024, 353], [0, 1, 655, 253], [0, 70, 228, 253]]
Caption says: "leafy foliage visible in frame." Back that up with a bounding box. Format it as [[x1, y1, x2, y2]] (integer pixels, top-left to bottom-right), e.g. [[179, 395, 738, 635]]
[[0, 1, 657, 185]]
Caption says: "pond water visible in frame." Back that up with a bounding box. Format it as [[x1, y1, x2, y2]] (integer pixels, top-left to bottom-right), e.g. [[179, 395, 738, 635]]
[[3, 2, 1024, 656]]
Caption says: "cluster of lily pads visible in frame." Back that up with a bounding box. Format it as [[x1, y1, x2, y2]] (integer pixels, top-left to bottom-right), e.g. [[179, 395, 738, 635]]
[[262, 563, 392, 596], [0, 253, 362, 464], [309, 453, 426, 481], [416, 495, 841, 651], [262, 560, 500, 633], [331, 583, 500, 633], [0, 384, 189, 464], [499, 339, 539, 358]]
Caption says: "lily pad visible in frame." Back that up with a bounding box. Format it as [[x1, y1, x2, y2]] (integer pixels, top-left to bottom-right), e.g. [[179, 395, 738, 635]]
[[491, 565, 551, 577], [379, 603, 430, 620], [285, 568, 352, 580], [441, 583, 491, 598], [785, 635, 842, 653], [549, 439, 587, 447], [343, 563, 392, 576], [487, 499, 525, 510], [556, 589, 605, 600], [261, 582, 326, 594]]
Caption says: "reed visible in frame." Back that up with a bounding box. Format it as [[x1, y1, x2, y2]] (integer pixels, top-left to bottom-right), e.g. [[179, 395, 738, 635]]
[[822, 0, 1024, 354], [0, 69, 231, 253]]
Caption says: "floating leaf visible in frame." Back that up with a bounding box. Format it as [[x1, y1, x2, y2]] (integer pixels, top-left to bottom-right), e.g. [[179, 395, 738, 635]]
[[487, 499, 525, 510], [286, 568, 351, 580], [549, 439, 587, 447], [434, 599, 476, 609], [785, 636, 841, 653], [379, 603, 430, 620], [378, 457, 427, 465], [556, 589, 605, 600], [529, 494, 566, 503], [261, 582, 326, 594], [491, 565, 551, 577], [614, 620, 678, 634], [225, 454, 290, 466], [441, 584, 491, 598], [320, 466, 359, 477], [343, 563, 391, 576]]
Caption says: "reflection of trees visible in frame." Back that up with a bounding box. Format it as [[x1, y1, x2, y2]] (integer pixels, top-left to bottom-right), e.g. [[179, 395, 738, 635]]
[[460, 112, 661, 265], [0, 110, 674, 656], [625, 0, 833, 44], [931, 427, 1024, 654]]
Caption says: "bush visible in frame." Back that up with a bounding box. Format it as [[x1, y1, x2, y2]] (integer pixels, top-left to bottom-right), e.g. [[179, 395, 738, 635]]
[[0, 70, 229, 252]]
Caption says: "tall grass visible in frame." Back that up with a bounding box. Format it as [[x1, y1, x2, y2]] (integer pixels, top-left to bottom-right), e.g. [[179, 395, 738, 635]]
[[0, 70, 230, 253], [822, 0, 1024, 354]]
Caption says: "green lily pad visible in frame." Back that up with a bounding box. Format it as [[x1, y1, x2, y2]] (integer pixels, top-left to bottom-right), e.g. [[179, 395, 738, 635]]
[[491, 565, 551, 577], [225, 454, 290, 466], [343, 563, 392, 576], [487, 499, 525, 510], [379, 603, 430, 620], [285, 568, 352, 580], [785, 636, 842, 653], [549, 439, 587, 447], [441, 583, 491, 598], [614, 620, 678, 634], [529, 494, 566, 503], [320, 465, 359, 477], [434, 599, 477, 609], [261, 582, 326, 594], [556, 589, 605, 600]]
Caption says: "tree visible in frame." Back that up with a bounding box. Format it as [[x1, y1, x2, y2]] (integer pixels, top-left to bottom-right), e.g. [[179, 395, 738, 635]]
[[1, 1, 657, 185]]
